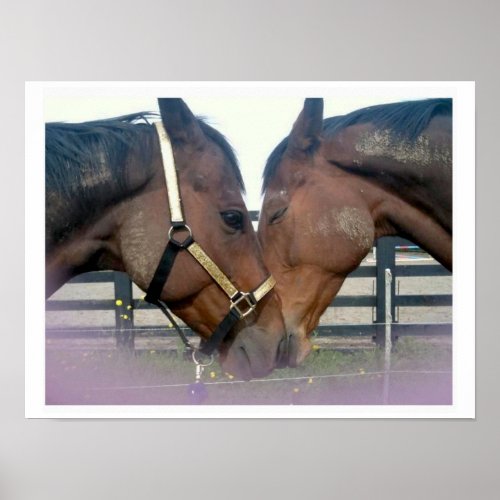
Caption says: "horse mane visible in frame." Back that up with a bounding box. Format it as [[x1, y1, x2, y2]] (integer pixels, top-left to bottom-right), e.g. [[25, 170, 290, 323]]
[[197, 118, 244, 191], [262, 98, 452, 192], [322, 98, 451, 141], [46, 112, 243, 198], [262, 137, 289, 193], [46, 112, 157, 203]]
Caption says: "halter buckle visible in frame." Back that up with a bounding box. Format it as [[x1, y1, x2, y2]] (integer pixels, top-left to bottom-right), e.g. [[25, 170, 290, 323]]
[[230, 292, 257, 319], [168, 223, 193, 248]]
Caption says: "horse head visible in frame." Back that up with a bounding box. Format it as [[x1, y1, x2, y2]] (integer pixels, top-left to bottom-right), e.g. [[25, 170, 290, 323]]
[[46, 98, 287, 379], [258, 99, 375, 366]]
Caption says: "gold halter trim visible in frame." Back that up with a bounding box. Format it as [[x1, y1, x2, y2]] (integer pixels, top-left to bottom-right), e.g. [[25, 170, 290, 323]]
[[155, 122, 184, 223]]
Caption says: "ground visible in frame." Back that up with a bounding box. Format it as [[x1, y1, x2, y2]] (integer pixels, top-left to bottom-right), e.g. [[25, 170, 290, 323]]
[[45, 252, 452, 405], [46, 337, 451, 405]]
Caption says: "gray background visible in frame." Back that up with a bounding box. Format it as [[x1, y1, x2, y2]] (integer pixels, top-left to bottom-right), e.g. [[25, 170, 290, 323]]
[[1, 1, 496, 499]]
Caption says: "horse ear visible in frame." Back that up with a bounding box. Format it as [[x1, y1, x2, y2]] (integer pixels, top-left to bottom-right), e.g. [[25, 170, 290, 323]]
[[287, 98, 324, 156], [157, 98, 205, 146]]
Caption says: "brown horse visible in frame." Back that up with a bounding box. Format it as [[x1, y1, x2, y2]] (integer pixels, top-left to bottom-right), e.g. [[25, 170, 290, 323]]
[[259, 97, 452, 366], [46, 98, 286, 379]]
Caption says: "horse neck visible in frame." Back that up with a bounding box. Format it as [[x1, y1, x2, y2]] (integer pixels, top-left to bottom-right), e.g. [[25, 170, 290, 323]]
[[45, 141, 159, 295], [45, 207, 125, 296], [360, 176, 453, 270], [323, 121, 452, 270]]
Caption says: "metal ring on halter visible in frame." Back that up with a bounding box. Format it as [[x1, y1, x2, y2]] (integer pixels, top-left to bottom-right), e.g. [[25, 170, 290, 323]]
[[230, 291, 257, 319], [168, 224, 193, 248], [192, 349, 214, 367]]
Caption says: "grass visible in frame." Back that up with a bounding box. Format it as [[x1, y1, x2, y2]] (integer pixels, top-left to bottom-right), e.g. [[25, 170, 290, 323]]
[[45, 337, 452, 406]]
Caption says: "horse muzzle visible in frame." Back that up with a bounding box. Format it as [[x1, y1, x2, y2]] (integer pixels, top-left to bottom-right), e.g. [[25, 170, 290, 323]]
[[220, 325, 284, 380]]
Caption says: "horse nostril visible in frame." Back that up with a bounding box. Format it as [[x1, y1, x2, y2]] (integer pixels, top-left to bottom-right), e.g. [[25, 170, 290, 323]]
[[287, 333, 299, 368], [276, 335, 289, 368]]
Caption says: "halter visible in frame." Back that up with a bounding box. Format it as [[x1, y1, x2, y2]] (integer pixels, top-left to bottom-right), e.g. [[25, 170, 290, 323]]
[[144, 122, 276, 357]]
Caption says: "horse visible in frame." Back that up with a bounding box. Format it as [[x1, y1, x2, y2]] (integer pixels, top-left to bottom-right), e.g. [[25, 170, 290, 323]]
[[258, 97, 452, 366], [45, 98, 286, 379]]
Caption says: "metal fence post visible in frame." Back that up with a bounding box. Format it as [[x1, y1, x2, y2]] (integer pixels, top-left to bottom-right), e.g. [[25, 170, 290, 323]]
[[382, 268, 393, 404], [374, 237, 396, 346], [113, 272, 135, 351]]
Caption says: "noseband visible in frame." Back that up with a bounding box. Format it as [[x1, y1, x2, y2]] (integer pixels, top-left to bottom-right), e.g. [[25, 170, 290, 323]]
[[144, 122, 276, 356]]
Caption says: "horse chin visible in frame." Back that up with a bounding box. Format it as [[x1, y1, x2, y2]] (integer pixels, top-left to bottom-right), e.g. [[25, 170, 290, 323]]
[[219, 327, 278, 380]]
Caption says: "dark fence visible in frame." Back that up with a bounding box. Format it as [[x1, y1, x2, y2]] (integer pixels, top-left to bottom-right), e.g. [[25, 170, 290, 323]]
[[318, 236, 452, 344], [46, 211, 452, 347]]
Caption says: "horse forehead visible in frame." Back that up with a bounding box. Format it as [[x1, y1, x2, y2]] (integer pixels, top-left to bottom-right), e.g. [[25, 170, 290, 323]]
[[268, 160, 307, 192], [181, 157, 241, 195], [265, 188, 289, 204], [218, 187, 242, 201]]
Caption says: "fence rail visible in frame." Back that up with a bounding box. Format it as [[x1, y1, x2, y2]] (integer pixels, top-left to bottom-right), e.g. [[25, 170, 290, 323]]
[[46, 214, 452, 347]]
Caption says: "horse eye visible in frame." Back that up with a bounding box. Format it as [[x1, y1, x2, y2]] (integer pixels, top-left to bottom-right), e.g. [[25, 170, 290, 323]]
[[221, 210, 244, 230], [269, 206, 288, 224]]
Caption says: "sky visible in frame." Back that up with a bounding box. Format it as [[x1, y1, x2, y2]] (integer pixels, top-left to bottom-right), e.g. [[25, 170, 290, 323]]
[[44, 86, 451, 209]]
